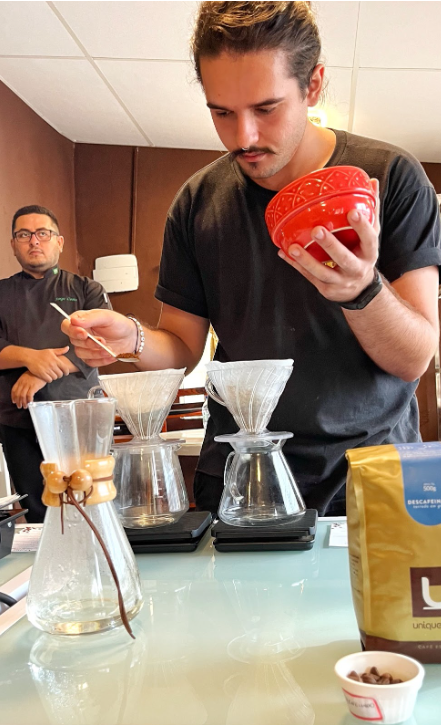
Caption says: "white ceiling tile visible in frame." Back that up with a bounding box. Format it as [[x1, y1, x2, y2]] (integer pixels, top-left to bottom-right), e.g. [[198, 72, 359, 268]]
[[314, 67, 352, 131], [314, 2, 359, 68], [0, 1, 81, 57], [0, 58, 146, 145], [97, 59, 225, 150], [0, 0, 439, 159], [358, 1, 441, 69], [54, 1, 198, 60], [352, 69, 441, 162]]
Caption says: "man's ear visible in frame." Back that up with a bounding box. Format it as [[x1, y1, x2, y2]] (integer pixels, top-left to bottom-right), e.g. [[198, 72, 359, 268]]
[[306, 64, 325, 107], [10, 238, 17, 258], [57, 235, 64, 253]]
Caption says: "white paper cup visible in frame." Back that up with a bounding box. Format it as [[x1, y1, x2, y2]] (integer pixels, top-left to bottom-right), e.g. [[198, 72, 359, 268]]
[[334, 651, 424, 724]]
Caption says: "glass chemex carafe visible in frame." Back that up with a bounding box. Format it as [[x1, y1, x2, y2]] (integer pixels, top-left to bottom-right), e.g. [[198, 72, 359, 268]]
[[95, 369, 189, 528], [206, 360, 305, 527], [27, 398, 143, 636]]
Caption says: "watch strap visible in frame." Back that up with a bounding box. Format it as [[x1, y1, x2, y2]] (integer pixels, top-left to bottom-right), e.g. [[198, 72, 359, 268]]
[[338, 268, 383, 310]]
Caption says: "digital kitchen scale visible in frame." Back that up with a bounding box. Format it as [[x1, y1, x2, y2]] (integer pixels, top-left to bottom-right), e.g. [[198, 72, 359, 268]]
[[124, 511, 212, 553], [211, 508, 318, 552]]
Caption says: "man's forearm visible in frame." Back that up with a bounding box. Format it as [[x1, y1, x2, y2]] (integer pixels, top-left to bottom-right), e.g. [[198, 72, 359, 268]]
[[62, 357, 79, 374], [135, 327, 203, 374], [132, 305, 209, 375], [342, 282, 438, 382], [0, 345, 33, 370], [0, 347, 78, 376]]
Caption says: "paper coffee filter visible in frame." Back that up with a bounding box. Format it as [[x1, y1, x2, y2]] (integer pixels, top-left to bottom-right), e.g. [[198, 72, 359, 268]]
[[206, 359, 293, 372], [99, 368, 185, 439], [205, 359, 293, 433]]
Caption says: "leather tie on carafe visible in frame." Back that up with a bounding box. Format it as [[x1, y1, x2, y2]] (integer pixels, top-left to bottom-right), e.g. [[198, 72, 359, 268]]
[[40, 456, 135, 639]]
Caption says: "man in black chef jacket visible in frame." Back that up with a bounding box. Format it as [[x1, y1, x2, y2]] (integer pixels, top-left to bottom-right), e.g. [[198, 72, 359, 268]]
[[0, 205, 111, 522]]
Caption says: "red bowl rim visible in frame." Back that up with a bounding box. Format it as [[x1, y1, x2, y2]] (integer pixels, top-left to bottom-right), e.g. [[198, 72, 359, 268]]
[[266, 165, 373, 219], [268, 189, 377, 242]]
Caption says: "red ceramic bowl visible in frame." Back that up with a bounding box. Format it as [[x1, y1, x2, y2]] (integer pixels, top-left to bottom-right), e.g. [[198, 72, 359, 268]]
[[265, 166, 376, 263], [272, 191, 376, 263]]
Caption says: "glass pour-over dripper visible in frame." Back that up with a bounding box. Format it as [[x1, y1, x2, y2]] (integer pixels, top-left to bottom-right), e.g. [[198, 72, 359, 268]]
[[206, 360, 305, 527], [98, 369, 186, 442], [27, 398, 143, 636], [205, 359, 294, 434], [98, 369, 190, 528]]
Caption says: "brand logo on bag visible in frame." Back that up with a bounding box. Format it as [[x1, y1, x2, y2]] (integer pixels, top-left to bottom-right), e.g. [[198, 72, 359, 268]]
[[410, 567, 441, 617]]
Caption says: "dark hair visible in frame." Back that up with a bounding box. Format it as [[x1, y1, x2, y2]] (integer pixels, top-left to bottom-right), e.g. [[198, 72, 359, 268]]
[[12, 205, 59, 234], [191, 1, 321, 97]]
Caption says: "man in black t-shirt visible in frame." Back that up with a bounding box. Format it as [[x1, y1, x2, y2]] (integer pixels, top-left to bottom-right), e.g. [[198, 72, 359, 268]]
[[0, 205, 111, 521], [63, 3, 441, 516]]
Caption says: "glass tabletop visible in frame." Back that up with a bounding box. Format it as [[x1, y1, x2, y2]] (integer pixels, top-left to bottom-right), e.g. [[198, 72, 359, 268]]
[[0, 520, 439, 725]]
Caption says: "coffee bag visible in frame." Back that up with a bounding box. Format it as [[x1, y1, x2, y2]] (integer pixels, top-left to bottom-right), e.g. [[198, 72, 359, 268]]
[[346, 442, 441, 664]]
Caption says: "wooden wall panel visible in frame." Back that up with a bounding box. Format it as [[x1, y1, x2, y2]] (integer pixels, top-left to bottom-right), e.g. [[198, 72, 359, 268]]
[[74, 144, 134, 374], [416, 357, 438, 442], [74, 144, 134, 277], [74, 145, 221, 323], [74, 144, 221, 373], [422, 163, 441, 193], [132, 147, 222, 327], [0, 81, 77, 279]]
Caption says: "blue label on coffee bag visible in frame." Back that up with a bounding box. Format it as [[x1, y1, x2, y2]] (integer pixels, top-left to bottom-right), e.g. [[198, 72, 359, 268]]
[[396, 443, 441, 526]]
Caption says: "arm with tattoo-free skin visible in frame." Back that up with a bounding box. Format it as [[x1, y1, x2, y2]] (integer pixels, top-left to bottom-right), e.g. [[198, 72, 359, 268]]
[[278, 180, 439, 382], [0, 345, 76, 382], [10, 372, 47, 409], [0, 345, 80, 408], [61, 305, 209, 375], [9, 355, 81, 409]]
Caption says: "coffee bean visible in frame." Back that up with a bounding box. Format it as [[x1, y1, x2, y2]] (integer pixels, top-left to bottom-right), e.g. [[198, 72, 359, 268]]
[[347, 667, 406, 686]]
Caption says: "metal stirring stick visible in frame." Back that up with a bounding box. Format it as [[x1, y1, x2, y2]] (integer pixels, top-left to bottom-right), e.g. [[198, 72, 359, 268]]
[[50, 303, 139, 363]]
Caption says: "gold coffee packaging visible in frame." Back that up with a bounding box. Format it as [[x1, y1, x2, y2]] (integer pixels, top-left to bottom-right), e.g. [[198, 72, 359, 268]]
[[346, 443, 441, 664]]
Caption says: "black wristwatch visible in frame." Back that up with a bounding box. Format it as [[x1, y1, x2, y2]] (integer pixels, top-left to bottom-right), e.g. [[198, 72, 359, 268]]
[[338, 268, 383, 310]]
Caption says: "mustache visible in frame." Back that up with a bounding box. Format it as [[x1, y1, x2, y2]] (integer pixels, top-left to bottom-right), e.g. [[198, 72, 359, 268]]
[[232, 147, 274, 159]]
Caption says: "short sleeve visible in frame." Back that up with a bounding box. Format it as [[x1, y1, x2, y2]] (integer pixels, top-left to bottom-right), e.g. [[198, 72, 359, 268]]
[[83, 279, 113, 311], [155, 214, 208, 318], [379, 184, 441, 282]]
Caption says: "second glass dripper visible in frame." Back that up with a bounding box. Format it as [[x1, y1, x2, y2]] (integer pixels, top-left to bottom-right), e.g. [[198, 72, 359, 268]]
[[205, 359, 294, 434], [206, 360, 306, 527], [98, 369, 190, 528]]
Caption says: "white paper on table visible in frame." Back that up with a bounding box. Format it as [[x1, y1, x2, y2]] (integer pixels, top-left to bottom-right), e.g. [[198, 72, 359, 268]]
[[328, 522, 348, 547], [11, 524, 43, 552]]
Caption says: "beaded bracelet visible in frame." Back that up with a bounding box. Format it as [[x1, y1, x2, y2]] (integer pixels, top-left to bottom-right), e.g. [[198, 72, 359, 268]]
[[127, 315, 145, 355]]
